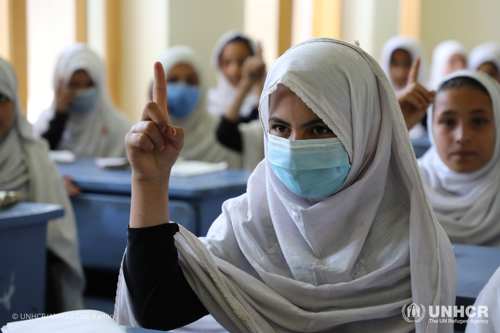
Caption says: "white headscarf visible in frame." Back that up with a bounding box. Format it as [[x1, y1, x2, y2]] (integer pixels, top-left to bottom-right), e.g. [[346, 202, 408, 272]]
[[465, 266, 500, 332], [468, 42, 500, 73], [116, 38, 456, 332], [207, 31, 260, 118], [419, 70, 500, 247], [33, 43, 131, 158], [429, 40, 467, 90], [0, 57, 84, 310], [158, 46, 263, 170], [380, 35, 429, 91]]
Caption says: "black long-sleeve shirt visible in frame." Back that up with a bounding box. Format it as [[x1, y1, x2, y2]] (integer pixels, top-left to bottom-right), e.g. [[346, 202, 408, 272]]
[[41, 112, 69, 150], [123, 223, 208, 330]]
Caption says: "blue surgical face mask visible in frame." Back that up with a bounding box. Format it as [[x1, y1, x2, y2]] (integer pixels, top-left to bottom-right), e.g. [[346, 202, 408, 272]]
[[267, 134, 351, 198], [167, 83, 200, 118], [68, 87, 99, 114]]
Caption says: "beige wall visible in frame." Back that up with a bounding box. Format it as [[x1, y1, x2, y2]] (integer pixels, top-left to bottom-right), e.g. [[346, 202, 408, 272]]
[[120, 0, 168, 122], [341, 0, 399, 60], [170, 0, 245, 87], [421, 0, 500, 61]]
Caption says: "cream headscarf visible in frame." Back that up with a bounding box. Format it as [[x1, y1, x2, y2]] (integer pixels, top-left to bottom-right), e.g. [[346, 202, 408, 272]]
[[116, 38, 456, 332], [429, 40, 467, 90], [158, 46, 263, 170], [468, 42, 500, 73], [207, 31, 260, 118], [33, 43, 131, 158], [380, 35, 429, 91], [419, 70, 500, 247], [0, 57, 84, 311]]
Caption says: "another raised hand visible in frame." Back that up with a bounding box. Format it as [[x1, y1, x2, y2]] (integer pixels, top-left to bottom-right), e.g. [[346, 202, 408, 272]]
[[126, 62, 184, 228], [396, 57, 435, 130], [55, 78, 75, 113]]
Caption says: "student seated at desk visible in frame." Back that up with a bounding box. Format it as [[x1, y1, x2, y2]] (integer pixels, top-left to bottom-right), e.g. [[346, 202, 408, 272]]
[[418, 70, 500, 247], [0, 57, 84, 312], [207, 31, 265, 122], [114, 38, 456, 332], [33, 44, 131, 158], [465, 266, 500, 332], [155, 46, 263, 170], [468, 42, 500, 83], [380, 35, 435, 138], [428, 40, 467, 91]]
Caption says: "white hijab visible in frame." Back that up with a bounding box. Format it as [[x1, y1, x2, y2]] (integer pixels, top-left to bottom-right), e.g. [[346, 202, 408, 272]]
[[419, 70, 500, 247], [158, 46, 263, 170], [0, 57, 84, 310], [468, 42, 500, 73], [116, 38, 456, 332], [207, 31, 260, 118], [465, 266, 500, 333], [380, 35, 429, 91], [429, 40, 467, 91], [33, 43, 131, 158]]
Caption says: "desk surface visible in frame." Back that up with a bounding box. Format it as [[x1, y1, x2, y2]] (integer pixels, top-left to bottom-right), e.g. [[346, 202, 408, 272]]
[[0, 202, 64, 229], [454, 243, 500, 300], [57, 159, 251, 197]]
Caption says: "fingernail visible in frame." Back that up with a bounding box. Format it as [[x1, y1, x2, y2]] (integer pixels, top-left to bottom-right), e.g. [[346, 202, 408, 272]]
[[161, 126, 167, 133], [161, 145, 165, 151], [172, 127, 177, 136]]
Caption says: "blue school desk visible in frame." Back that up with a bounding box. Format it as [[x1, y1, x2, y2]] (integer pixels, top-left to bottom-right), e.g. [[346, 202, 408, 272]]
[[57, 159, 250, 270], [0, 202, 64, 326], [411, 133, 431, 158], [122, 326, 171, 333]]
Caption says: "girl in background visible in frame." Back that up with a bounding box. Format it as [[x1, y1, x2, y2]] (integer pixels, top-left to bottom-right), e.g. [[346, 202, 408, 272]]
[[157, 45, 263, 170], [207, 31, 265, 122], [34, 44, 131, 158], [428, 40, 467, 90], [380, 35, 435, 138], [419, 70, 500, 247], [468, 42, 500, 83], [0, 57, 84, 312]]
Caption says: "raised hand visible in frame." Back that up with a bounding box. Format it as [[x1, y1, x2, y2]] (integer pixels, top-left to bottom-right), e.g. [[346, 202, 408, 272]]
[[125, 62, 184, 183], [242, 42, 266, 87], [396, 57, 435, 130], [55, 78, 75, 113]]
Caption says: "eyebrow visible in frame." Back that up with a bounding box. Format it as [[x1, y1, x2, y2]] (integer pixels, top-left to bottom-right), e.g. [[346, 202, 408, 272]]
[[437, 109, 489, 116], [268, 116, 327, 128]]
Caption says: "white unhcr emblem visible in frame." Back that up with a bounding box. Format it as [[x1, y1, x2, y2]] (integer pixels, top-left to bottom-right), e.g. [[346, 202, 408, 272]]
[[402, 303, 426, 323]]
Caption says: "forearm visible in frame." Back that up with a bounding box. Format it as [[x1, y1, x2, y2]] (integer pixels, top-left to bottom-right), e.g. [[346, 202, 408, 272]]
[[130, 173, 171, 228], [41, 112, 68, 149], [224, 80, 252, 123]]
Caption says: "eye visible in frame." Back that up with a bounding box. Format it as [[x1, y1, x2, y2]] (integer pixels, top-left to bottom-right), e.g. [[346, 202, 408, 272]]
[[312, 126, 332, 135], [472, 117, 489, 126], [438, 118, 455, 126], [272, 125, 289, 133], [167, 77, 179, 83]]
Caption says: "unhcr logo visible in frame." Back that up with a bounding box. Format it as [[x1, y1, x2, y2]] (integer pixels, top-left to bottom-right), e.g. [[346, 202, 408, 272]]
[[401, 303, 426, 323]]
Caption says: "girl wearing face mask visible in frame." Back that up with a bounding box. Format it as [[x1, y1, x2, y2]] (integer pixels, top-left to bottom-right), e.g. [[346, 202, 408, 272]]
[[419, 70, 500, 247], [33, 44, 131, 158], [0, 57, 84, 312], [207, 31, 265, 122], [156, 46, 263, 170], [115, 38, 456, 332], [428, 40, 467, 91], [380, 36, 435, 138], [468, 42, 500, 83]]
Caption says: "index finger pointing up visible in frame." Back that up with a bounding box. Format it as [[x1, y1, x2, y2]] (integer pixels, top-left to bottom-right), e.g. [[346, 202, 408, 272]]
[[256, 42, 263, 60], [153, 62, 168, 115], [407, 57, 420, 85]]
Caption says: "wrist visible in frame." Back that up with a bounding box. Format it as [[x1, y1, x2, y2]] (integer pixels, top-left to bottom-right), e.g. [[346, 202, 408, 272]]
[[238, 78, 253, 92]]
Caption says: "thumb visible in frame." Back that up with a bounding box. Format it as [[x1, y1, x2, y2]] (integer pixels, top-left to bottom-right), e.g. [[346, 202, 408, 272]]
[[407, 57, 420, 85], [165, 126, 184, 150]]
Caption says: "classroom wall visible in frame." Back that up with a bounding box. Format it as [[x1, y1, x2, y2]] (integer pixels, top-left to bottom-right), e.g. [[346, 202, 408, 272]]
[[421, 0, 500, 61], [341, 0, 399, 60], [120, 0, 168, 123], [169, 0, 245, 87]]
